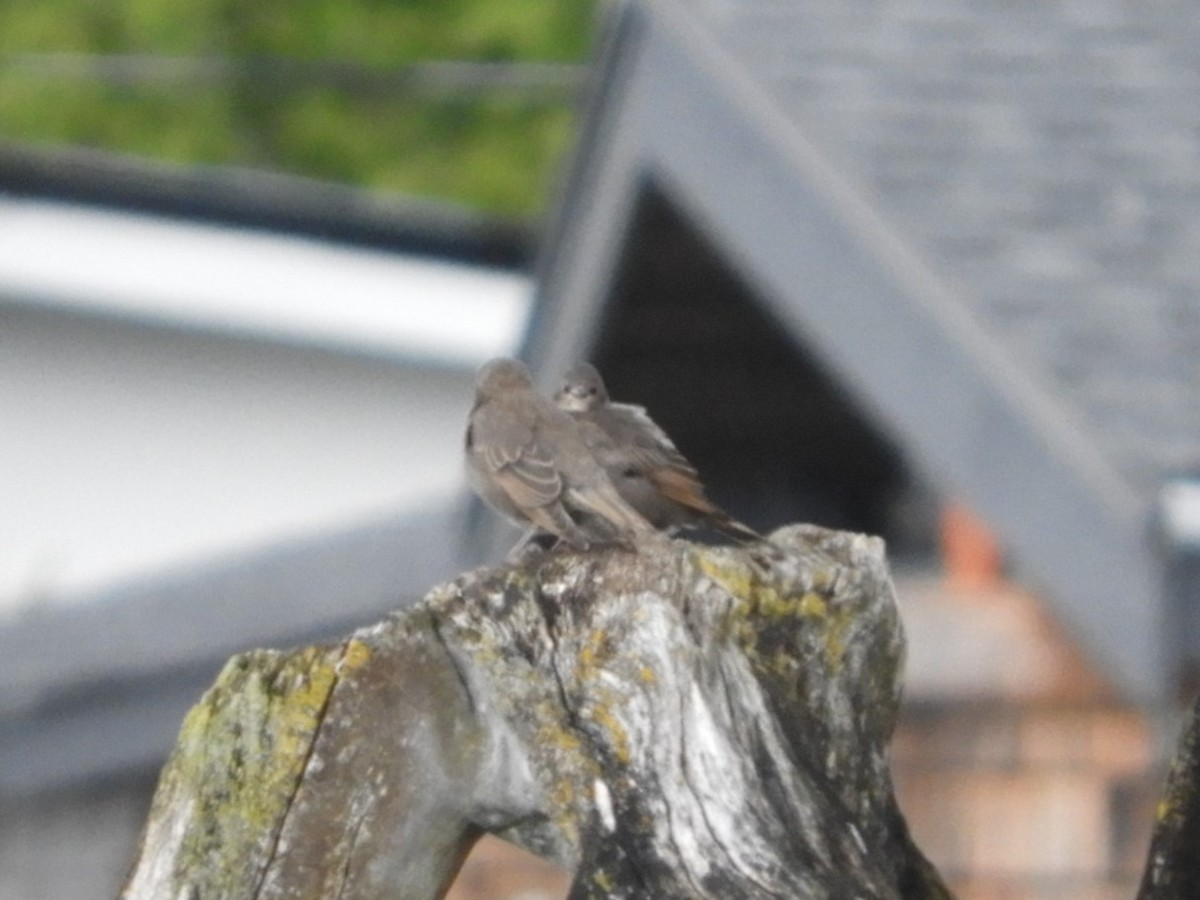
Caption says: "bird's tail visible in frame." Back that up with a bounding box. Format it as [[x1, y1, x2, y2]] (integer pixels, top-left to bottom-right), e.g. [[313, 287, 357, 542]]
[[651, 468, 762, 544], [710, 514, 763, 544], [568, 483, 659, 539]]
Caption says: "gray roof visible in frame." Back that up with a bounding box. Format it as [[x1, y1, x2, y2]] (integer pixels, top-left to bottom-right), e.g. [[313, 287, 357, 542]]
[[699, 0, 1200, 500], [520, 0, 1200, 700]]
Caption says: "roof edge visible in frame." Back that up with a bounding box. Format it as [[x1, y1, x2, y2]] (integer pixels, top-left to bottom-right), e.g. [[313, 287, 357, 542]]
[[0, 139, 531, 267]]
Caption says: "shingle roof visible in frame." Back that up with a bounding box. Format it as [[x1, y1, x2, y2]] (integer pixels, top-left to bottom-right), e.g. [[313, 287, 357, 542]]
[[694, 0, 1200, 499]]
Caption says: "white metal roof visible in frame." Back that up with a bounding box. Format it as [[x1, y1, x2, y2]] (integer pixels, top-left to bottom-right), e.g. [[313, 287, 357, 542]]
[[0, 195, 531, 365], [0, 195, 531, 611]]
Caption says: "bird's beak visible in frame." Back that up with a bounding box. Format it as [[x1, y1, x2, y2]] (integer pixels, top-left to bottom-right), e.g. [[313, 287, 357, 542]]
[[557, 387, 589, 411]]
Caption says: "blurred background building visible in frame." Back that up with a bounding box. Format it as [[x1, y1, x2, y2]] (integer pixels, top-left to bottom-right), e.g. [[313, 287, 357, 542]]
[[2, 1, 1199, 899]]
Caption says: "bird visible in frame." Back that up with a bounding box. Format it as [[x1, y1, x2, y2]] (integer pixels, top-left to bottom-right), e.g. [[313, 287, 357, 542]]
[[554, 362, 763, 543], [465, 358, 661, 550]]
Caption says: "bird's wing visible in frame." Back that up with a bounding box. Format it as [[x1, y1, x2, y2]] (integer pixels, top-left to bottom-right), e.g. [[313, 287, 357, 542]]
[[649, 464, 721, 515], [472, 404, 563, 508], [607, 403, 700, 478], [591, 403, 759, 541]]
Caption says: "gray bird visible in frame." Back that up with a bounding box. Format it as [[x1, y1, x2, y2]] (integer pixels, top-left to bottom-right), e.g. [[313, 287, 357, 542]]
[[465, 358, 660, 550], [554, 362, 762, 543]]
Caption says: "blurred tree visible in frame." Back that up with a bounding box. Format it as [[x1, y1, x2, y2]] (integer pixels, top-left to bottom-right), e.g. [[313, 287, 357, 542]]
[[0, 0, 596, 216]]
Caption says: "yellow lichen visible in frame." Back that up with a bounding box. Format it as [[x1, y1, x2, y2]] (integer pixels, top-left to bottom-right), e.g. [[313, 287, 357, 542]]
[[548, 772, 581, 812], [769, 651, 798, 678], [538, 721, 583, 755], [823, 607, 855, 672], [693, 553, 754, 600], [809, 566, 836, 592], [588, 701, 632, 766], [695, 552, 837, 636], [799, 592, 828, 618], [531, 716, 603, 850], [593, 869, 614, 892], [165, 645, 344, 881], [578, 629, 608, 671], [755, 586, 792, 617], [339, 638, 372, 673], [540, 776, 583, 848]]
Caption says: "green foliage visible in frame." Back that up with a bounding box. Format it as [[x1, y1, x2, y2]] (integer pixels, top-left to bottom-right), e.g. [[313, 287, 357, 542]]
[[0, 0, 596, 216]]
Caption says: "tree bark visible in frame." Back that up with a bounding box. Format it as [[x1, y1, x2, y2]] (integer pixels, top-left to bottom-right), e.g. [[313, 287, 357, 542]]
[[1138, 696, 1200, 899], [121, 524, 952, 899]]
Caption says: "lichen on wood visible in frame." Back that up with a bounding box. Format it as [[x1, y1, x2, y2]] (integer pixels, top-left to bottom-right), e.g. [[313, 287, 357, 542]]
[[123, 523, 952, 899]]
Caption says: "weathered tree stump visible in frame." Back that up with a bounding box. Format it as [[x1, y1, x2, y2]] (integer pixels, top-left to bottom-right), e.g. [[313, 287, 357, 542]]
[[122, 524, 952, 899], [1138, 696, 1200, 899]]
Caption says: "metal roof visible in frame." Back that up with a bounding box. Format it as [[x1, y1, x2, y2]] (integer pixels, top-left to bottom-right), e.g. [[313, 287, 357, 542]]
[[0, 195, 530, 366]]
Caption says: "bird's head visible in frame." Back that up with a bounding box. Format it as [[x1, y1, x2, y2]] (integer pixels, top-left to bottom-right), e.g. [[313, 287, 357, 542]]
[[554, 362, 609, 412], [475, 357, 533, 399]]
